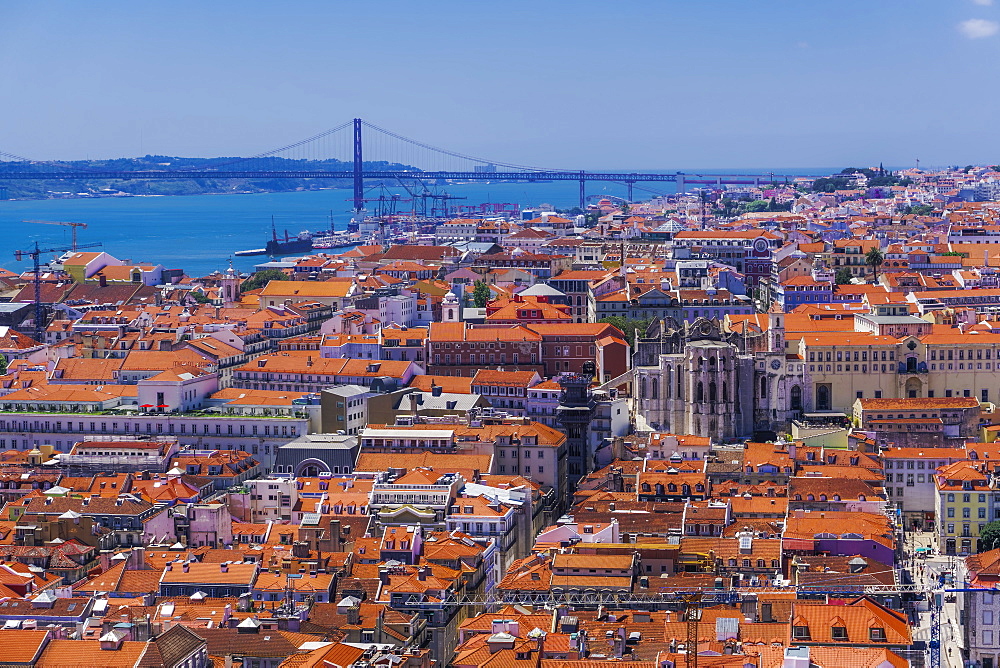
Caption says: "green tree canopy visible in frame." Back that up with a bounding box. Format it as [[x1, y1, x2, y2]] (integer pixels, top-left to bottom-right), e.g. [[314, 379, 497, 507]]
[[900, 204, 935, 216], [835, 268, 854, 285], [981, 520, 1000, 552], [472, 279, 492, 308], [599, 316, 652, 348], [240, 269, 288, 293], [865, 247, 885, 282]]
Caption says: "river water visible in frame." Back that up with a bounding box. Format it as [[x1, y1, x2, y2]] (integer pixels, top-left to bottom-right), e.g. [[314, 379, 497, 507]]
[[0, 181, 641, 277], [0, 169, 832, 277]]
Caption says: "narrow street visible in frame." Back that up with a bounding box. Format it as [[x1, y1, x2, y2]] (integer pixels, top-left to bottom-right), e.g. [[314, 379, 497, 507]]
[[905, 529, 967, 668]]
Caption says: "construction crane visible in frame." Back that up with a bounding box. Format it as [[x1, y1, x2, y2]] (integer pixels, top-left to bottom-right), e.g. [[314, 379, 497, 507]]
[[24, 220, 88, 251], [13, 241, 102, 341], [684, 592, 702, 668]]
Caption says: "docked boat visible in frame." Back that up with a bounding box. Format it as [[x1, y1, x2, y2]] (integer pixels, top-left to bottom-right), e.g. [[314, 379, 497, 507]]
[[311, 230, 361, 250], [235, 218, 316, 257]]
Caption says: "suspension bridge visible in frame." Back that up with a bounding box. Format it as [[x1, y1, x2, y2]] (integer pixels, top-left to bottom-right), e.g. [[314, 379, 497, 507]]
[[0, 119, 805, 209]]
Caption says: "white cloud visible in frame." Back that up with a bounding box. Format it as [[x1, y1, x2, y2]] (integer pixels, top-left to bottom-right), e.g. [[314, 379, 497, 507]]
[[959, 18, 1000, 38], [972, 0, 994, 6]]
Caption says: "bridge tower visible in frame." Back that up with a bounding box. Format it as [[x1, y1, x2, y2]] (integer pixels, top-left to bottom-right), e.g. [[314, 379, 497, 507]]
[[353, 118, 364, 213]]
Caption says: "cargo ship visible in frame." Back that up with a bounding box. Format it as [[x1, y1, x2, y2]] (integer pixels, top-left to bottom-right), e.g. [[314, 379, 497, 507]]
[[235, 217, 319, 257], [235, 228, 312, 257]]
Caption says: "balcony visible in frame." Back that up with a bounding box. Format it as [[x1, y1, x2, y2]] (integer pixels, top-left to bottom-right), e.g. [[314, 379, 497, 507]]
[[896, 361, 928, 374]]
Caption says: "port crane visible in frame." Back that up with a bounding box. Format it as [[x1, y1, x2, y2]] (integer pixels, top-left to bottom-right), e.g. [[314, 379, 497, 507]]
[[24, 220, 88, 251], [393, 178, 466, 217], [13, 241, 102, 341], [348, 184, 413, 219]]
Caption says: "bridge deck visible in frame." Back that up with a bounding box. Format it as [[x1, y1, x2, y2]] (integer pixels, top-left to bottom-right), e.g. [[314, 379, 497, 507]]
[[0, 169, 799, 183]]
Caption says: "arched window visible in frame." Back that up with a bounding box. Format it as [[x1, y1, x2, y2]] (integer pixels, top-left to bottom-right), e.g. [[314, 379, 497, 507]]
[[666, 367, 672, 398], [677, 367, 684, 399], [696, 382, 704, 402], [651, 380, 658, 400], [640, 377, 647, 399], [760, 376, 767, 398], [816, 385, 831, 411], [709, 382, 717, 402], [722, 381, 729, 402], [790, 385, 802, 411]]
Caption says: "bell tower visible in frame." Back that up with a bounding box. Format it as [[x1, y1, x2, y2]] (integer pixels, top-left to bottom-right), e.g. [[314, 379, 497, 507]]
[[767, 304, 785, 354], [221, 261, 240, 308], [442, 287, 461, 323]]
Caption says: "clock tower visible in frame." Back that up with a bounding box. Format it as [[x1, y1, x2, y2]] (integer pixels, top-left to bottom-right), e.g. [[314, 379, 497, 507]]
[[744, 235, 773, 292]]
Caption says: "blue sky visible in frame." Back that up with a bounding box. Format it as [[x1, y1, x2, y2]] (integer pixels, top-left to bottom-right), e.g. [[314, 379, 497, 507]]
[[1, 1, 998, 168]]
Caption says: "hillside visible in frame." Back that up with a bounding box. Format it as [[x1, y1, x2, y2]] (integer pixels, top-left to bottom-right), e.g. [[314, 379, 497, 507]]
[[0, 155, 419, 199]]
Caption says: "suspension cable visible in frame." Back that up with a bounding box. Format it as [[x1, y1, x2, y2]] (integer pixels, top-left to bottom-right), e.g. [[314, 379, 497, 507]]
[[198, 121, 355, 170], [362, 120, 565, 173]]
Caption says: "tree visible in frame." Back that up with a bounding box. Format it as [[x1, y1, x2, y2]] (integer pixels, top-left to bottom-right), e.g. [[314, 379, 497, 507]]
[[901, 204, 935, 217], [835, 268, 854, 285], [599, 316, 652, 348], [472, 279, 492, 308], [981, 520, 1000, 552], [240, 269, 287, 293], [865, 247, 885, 283], [620, 201, 630, 215], [812, 176, 853, 193]]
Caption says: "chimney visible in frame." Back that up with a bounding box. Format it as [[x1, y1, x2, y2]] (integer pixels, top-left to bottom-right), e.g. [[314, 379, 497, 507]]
[[346, 604, 361, 625], [182, 562, 190, 573], [432, 384, 443, 397], [417, 565, 429, 581], [220, 563, 228, 573]]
